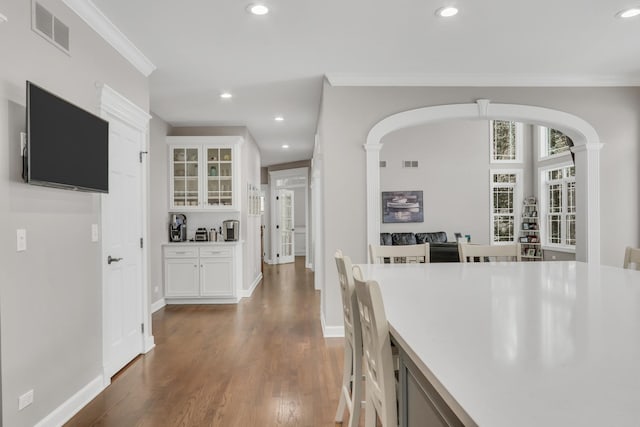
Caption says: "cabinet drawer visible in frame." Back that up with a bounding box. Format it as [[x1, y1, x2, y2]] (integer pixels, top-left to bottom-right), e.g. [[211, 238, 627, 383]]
[[164, 247, 198, 258], [199, 247, 233, 258]]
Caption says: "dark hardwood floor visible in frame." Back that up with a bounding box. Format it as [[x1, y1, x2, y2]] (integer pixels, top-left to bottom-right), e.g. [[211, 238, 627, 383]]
[[66, 257, 345, 427]]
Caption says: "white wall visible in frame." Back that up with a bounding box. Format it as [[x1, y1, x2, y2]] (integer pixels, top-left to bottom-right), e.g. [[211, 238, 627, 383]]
[[0, 0, 149, 425], [317, 85, 640, 331]]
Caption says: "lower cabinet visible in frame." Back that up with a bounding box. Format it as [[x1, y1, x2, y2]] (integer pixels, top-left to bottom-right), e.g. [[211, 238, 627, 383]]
[[164, 244, 239, 303]]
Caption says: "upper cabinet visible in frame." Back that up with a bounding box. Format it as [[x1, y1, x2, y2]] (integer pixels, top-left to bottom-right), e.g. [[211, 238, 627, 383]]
[[167, 136, 242, 211]]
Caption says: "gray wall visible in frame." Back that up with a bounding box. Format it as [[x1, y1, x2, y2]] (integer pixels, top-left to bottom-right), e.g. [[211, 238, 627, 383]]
[[149, 114, 171, 303], [0, 0, 149, 425], [380, 120, 537, 243], [317, 85, 640, 329]]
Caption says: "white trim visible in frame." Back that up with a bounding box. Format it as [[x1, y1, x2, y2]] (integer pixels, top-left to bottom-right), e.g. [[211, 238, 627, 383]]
[[34, 375, 106, 427], [238, 273, 263, 298], [326, 73, 640, 87], [99, 84, 153, 378], [489, 169, 523, 244], [62, 0, 156, 76], [321, 312, 345, 338], [489, 120, 523, 163], [97, 83, 151, 130], [151, 298, 166, 313], [365, 100, 602, 264]]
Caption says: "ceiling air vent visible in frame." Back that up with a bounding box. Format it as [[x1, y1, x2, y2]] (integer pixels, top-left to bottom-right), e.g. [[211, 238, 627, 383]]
[[33, 2, 70, 53], [402, 160, 419, 168], [379, 161, 387, 168]]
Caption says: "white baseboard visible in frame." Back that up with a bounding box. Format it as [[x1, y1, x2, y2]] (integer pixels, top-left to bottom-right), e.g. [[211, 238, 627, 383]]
[[35, 374, 106, 427], [238, 273, 263, 298], [321, 312, 345, 338], [151, 298, 166, 313], [144, 335, 155, 353]]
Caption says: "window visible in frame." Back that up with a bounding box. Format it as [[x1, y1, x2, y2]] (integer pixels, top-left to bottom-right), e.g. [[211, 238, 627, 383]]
[[539, 127, 573, 159], [490, 170, 522, 243], [490, 120, 523, 163], [541, 164, 575, 249]]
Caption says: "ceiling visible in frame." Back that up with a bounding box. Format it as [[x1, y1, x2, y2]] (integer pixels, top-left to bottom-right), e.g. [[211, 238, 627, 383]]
[[90, 0, 640, 166]]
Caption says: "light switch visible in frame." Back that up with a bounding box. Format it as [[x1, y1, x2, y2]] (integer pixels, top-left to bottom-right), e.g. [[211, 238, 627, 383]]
[[91, 224, 99, 242], [16, 229, 26, 252]]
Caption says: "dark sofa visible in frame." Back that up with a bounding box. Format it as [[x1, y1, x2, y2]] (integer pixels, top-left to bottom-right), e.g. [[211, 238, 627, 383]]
[[380, 231, 460, 263]]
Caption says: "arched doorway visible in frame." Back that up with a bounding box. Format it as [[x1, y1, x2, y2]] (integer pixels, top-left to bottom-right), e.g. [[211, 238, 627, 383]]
[[364, 100, 602, 263]]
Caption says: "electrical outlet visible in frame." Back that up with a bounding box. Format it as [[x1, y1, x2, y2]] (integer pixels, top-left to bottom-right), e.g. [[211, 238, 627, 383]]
[[154, 286, 159, 293], [91, 224, 99, 242], [18, 390, 33, 410], [16, 229, 27, 252]]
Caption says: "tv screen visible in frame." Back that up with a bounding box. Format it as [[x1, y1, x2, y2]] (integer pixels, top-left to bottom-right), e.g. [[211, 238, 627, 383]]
[[26, 81, 109, 193]]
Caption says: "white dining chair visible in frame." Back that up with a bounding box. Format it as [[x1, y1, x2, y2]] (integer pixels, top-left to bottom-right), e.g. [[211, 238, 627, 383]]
[[334, 250, 363, 427], [369, 243, 430, 264], [458, 243, 522, 263], [623, 246, 640, 270], [352, 265, 398, 427]]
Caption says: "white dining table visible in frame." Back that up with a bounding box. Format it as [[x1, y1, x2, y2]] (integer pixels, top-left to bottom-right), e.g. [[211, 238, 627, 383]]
[[355, 261, 640, 427]]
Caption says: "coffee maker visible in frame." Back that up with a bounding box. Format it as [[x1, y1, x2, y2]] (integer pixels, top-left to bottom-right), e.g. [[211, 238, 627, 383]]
[[222, 220, 239, 241], [169, 214, 187, 242]]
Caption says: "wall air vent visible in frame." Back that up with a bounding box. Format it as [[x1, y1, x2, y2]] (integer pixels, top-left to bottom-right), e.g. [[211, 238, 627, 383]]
[[379, 161, 387, 168], [33, 1, 70, 53], [402, 160, 419, 168]]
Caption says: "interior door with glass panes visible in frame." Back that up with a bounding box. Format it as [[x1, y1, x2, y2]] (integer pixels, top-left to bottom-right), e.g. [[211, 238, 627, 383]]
[[172, 147, 200, 208], [205, 147, 233, 208], [277, 189, 295, 264]]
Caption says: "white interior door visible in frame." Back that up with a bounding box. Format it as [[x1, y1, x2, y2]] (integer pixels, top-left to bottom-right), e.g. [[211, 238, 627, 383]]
[[102, 117, 144, 378], [277, 189, 295, 264]]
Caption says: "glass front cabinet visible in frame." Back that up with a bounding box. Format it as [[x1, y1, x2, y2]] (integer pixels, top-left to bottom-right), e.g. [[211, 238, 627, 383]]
[[168, 136, 241, 211]]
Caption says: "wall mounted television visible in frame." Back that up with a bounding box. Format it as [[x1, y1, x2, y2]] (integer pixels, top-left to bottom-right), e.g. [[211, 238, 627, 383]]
[[24, 81, 109, 193]]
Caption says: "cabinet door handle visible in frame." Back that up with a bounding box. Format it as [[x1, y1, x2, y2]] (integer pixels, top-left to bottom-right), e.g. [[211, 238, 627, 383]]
[[175, 251, 186, 255]]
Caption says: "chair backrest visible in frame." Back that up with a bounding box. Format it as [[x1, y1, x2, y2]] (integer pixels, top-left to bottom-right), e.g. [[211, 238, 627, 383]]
[[369, 243, 430, 264], [623, 246, 640, 270], [352, 266, 397, 427], [335, 250, 361, 354], [459, 243, 522, 263]]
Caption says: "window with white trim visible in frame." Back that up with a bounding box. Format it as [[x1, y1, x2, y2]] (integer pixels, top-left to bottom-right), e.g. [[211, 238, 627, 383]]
[[490, 120, 523, 163], [490, 170, 522, 243], [539, 127, 573, 159], [541, 164, 575, 249]]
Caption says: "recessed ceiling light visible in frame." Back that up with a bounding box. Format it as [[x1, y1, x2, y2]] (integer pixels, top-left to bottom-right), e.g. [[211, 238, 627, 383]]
[[274, 116, 284, 121], [247, 4, 269, 15], [617, 7, 640, 18], [435, 6, 458, 17], [220, 92, 233, 99], [282, 144, 289, 149]]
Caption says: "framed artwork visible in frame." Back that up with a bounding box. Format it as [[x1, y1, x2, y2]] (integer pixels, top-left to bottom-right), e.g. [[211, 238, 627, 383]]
[[382, 191, 424, 223]]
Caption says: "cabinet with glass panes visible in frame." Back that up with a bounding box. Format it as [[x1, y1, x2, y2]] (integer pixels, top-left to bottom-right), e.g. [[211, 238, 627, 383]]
[[167, 137, 240, 211]]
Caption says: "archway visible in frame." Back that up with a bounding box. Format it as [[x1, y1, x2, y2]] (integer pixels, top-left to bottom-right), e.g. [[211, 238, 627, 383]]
[[364, 100, 602, 263]]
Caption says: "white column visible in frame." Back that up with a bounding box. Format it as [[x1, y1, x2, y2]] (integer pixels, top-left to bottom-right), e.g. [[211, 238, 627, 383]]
[[364, 143, 383, 251], [571, 143, 603, 264]]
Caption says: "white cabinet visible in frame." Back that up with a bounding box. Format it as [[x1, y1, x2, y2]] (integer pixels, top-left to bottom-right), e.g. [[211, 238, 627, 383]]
[[163, 244, 240, 303], [167, 136, 242, 211]]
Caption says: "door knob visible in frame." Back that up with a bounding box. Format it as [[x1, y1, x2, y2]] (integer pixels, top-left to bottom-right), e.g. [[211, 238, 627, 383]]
[[108, 255, 123, 265]]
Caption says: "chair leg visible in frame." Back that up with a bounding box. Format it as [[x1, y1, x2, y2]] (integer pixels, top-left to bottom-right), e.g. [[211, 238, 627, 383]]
[[335, 342, 354, 424], [364, 396, 376, 427], [347, 350, 363, 427]]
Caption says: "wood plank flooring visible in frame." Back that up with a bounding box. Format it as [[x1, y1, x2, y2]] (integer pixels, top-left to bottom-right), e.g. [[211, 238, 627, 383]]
[[66, 257, 346, 427]]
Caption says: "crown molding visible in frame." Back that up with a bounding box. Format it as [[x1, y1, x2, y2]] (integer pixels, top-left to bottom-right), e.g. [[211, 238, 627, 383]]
[[62, 0, 156, 77], [325, 73, 640, 87]]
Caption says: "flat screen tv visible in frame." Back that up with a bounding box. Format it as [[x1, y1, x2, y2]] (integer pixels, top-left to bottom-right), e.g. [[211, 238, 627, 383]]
[[25, 81, 109, 193]]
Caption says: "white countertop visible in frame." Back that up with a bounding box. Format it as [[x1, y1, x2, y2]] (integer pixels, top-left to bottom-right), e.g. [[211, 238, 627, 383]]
[[355, 261, 640, 427], [162, 240, 243, 246]]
